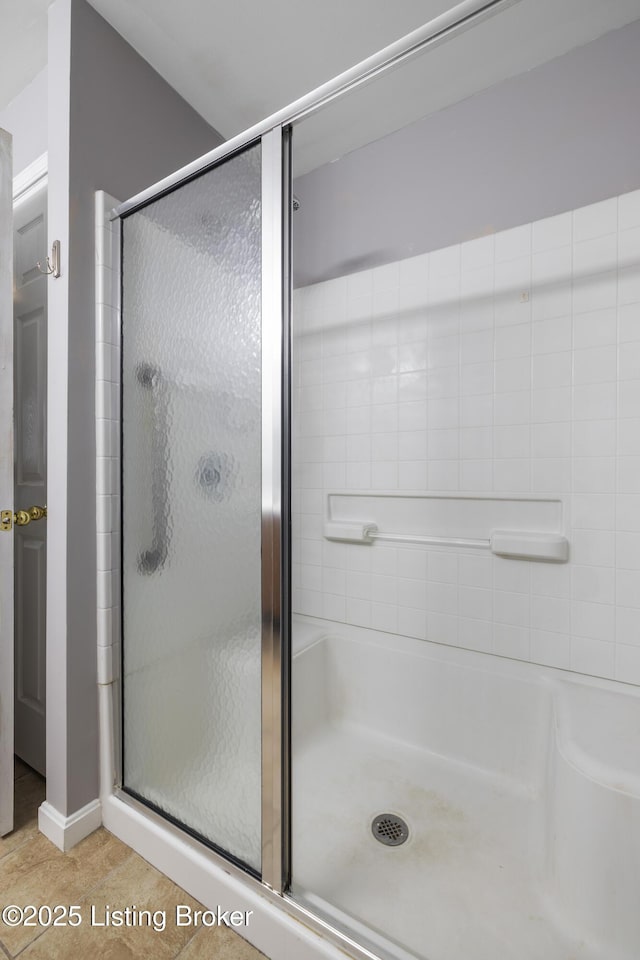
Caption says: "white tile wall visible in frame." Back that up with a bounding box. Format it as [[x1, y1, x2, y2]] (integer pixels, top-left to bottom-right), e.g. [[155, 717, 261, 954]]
[[292, 188, 640, 685], [95, 192, 121, 683]]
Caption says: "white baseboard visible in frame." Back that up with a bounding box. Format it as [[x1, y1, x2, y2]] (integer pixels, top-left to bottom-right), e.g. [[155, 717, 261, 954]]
[[38, 798, 102, 852]]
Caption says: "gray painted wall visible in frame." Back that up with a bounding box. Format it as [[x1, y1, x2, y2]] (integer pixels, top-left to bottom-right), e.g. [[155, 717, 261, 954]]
[[293, 18, 640, 287], [57, 0, 223, 814], [0, 68, 48, 175]]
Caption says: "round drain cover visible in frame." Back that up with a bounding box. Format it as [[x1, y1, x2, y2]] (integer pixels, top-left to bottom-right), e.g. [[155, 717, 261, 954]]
[[371, 813, 409, 846]]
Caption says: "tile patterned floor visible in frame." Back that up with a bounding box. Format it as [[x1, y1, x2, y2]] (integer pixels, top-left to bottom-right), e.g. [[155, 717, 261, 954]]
[[0, 760, 267, 959]]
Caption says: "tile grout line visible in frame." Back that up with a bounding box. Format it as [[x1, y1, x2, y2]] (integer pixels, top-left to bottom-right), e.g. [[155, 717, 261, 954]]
[[0, 832, 39, 867], [7, 846, 161, 958], [5, 849, 135, 959], [71, 844, 139, 905], [172, 926, 202, 959], [6, 838, 137, 955], [0, 775, 46, 865]]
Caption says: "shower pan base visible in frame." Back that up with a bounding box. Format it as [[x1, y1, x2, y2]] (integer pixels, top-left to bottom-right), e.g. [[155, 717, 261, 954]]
[[293, 725, 590, 960], [291, 619, 640, 960]]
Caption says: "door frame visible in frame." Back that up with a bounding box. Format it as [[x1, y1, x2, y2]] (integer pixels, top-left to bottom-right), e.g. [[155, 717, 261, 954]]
[[0, 130, 14, 838], [13, 153, 48, 208], [1, 147, 49, 836], [12, 153, 49, 778], [105, 127, 290, 888]]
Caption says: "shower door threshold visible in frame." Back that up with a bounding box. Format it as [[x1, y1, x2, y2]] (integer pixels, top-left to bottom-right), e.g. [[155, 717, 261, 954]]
[[102, 788, 391, 960]]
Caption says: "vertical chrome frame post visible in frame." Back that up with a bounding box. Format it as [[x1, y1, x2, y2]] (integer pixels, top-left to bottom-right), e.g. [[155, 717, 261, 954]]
[[281, 125, 293, 891], [261, 126, 287, 892], [112, 215, 123, 792]]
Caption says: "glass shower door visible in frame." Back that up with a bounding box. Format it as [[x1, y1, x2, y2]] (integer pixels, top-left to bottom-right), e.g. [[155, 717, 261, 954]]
[[120, 142, 264, 874]]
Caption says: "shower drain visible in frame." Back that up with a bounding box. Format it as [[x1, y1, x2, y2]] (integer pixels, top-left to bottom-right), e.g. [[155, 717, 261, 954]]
[[371, 813, 409, 846]]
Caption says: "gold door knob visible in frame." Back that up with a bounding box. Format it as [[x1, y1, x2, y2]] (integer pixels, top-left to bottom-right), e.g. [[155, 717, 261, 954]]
[[0, 505, 47, 530]]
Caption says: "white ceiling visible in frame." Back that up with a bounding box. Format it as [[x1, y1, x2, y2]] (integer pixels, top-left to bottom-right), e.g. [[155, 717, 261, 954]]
[[0, 0, 453, 126], [1, 0, 640, 156], [86, 0, 460, 139], [0, 0, 50, 111]]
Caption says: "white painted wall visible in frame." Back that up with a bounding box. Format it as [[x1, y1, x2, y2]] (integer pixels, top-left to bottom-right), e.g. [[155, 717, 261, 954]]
[[44, 0, 71, 823], [0, 69, 48, 176], [46, 0, 223, 826], [293, 18, 640, 287]]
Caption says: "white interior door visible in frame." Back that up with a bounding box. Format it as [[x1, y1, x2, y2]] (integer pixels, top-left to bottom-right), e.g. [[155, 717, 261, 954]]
[[0, 128, 14, 836], [12, 182, 47, 776]]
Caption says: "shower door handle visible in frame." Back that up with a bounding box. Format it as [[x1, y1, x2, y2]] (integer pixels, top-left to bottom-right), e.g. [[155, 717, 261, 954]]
[[136, 362, 169, 574]]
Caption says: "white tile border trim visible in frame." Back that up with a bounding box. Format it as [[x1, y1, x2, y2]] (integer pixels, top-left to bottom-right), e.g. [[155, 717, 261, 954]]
[[95, 190, 120, 667], [95, 190, 121, 808]]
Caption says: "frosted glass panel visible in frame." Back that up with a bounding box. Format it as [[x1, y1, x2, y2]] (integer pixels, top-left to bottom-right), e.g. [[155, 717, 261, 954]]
[[121, 143, 262, 872]]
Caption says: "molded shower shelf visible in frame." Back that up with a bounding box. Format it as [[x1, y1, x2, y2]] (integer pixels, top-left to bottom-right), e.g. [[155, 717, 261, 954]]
[[323, 492, 569, 563]]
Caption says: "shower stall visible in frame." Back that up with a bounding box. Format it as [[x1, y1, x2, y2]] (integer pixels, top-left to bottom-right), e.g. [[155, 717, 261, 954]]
[[97, 1, 640, 958]]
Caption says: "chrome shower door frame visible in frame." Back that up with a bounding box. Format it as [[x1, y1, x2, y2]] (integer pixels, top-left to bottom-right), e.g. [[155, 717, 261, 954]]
[[113, 129, 289, 886], [110, 1, 522, 954], [260, 125, 290, 894]]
